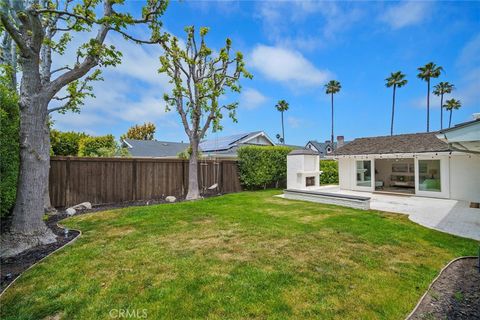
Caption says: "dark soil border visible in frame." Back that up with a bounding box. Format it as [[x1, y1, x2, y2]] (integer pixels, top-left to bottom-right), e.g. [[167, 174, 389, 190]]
[[0, 194, 222, 294], [407, 256, 480, 320]]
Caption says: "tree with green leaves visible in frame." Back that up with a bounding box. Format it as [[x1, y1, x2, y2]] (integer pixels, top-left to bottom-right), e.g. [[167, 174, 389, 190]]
[[433, 82, 454, 130], [385, 71, 407, 136], [275, 100, 289, 144], [444, 98, 461, 128], [0, 0, 167, 257], [324, 80, 341, 147], [159, 26, 252, 200], [417, 62, 443, 132], [121, 122, 156, 140]]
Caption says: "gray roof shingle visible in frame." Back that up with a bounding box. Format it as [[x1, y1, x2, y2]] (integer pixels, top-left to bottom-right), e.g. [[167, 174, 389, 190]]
[[333, 132, 451, 156], [123, 139, 189, 157]]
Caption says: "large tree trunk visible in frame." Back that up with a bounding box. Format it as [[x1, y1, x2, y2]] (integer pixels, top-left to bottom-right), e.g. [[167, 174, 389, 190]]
[[186, 137, 201, 200], [0, 60, 56, 258]]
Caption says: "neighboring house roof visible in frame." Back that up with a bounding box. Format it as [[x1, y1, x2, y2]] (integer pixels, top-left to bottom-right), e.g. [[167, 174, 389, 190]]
[[306, 140, 336, 156], [200, 131, 275, 153], [122, 139, 189, 158], [333, 132, 451, 156], [122, 131, 276, 158]]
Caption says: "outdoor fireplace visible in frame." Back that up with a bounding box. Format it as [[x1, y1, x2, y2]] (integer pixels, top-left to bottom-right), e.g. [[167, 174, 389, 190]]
[[286, 149, 322, 190], [306, 176, 315, 187]]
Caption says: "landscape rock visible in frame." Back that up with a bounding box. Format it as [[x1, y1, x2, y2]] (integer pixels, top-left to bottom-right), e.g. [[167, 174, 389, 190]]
[[65, 208, 76, 216], [71, 202, 92, 210], [165, 196, 176, 203]]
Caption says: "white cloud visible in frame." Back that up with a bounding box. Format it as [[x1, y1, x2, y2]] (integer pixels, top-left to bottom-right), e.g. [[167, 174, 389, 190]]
[[457, 33, 480, 68], [256, 1, 364, 51], [287, 116, 302, 129], [455, 34, 480, 107], [239, 88, 267, 110], [380, 1, 433, 29], [250, 45, 331, 87]]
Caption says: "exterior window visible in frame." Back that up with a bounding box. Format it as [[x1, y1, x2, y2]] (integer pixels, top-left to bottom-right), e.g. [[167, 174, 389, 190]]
[[419, 160, 441, 192], [356, 160, 371, 187]]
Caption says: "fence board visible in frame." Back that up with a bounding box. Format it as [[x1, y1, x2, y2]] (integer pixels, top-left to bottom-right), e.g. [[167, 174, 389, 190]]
[[49, 157, 242, 207]]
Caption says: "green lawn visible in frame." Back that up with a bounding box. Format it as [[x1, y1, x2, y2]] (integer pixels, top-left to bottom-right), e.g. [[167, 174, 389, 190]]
[[1, 190, 477, 319]]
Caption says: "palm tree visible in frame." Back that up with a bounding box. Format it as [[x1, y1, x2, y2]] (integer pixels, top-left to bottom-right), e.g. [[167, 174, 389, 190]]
[[324, 80, 341, 147], [417, 62, 443, 132], [433, 82, 455, 130], [275, 100, 289, 144], [385, 71, 408, 136], [444, 98, 461, 128]]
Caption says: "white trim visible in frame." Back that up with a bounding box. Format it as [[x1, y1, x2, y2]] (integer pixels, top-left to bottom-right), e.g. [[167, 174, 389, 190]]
[[238, 131, 275, 146], [122, 139, 133, 148], [327, 151, 469, 160]]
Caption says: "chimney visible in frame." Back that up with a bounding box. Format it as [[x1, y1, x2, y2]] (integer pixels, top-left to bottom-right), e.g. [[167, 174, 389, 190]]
[[337, 135, 344, 148]]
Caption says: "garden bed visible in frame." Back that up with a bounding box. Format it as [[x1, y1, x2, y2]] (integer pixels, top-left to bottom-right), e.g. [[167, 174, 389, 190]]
[[0, 213, 80, 292], [409, 257, 480, 320]]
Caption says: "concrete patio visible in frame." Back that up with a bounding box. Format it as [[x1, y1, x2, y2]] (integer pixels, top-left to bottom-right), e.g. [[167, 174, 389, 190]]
[[284, 185, 480, 241]]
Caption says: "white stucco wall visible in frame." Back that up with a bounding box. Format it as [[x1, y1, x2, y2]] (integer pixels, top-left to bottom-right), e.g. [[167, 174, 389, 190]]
[[338, 158, 352, 189], [287, 154, 320, 190], [449, 154, 480, 202]]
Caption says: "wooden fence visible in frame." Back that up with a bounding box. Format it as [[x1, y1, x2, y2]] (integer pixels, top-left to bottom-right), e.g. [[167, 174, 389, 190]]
[[49, 156, 242, 207]]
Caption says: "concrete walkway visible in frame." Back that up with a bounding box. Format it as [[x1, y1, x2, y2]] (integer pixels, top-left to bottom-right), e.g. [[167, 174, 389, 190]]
[[301, 185, 480, 241]]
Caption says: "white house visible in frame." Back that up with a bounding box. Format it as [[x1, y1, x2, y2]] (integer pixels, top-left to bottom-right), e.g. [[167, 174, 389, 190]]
[[329, 129, 480, 204]]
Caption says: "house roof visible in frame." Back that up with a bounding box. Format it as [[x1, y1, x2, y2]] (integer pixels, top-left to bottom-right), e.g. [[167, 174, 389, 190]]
[[438, 117, 480, 134], [123, 131, 275, 158], [307, 140, 335, 155], [333, 132, 451, 156], [123, 139, 189, 157], [199, 131, 274, 152]]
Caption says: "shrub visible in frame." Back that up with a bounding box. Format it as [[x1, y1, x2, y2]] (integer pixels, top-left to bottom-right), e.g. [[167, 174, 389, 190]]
[[50, 130, 90, 156], [0, 79, 19, 217], [320, 160, 338, 185], [237, 145, 293, 189], [78, 135, 117, 157]]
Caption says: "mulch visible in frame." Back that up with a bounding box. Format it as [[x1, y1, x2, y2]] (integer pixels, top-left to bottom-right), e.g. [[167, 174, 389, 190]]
[[409, 257, 480, 320], [0, 194, 222, 293]]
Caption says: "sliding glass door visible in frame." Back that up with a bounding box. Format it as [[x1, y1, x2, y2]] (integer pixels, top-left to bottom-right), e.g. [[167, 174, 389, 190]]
[[356, 160, 372, 187], [418, 160, 441, 192]]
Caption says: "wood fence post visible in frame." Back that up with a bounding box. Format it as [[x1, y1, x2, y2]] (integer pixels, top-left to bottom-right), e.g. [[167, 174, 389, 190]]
[[132, 159, 137, 201], [65, 157, 71, 207], [220, 161, 224, 193]]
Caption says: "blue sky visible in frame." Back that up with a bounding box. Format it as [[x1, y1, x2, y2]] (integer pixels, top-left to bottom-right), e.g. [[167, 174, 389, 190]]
[[52, 0, 480, 146]]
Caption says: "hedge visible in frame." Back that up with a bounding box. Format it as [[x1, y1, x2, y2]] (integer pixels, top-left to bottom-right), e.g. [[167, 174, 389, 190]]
[[0, 81, 19, 217], [237, 145, 293, 189], [78, 135, 117, 157], [50, 129, 89, 156], [320, 159, 338, 185]]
